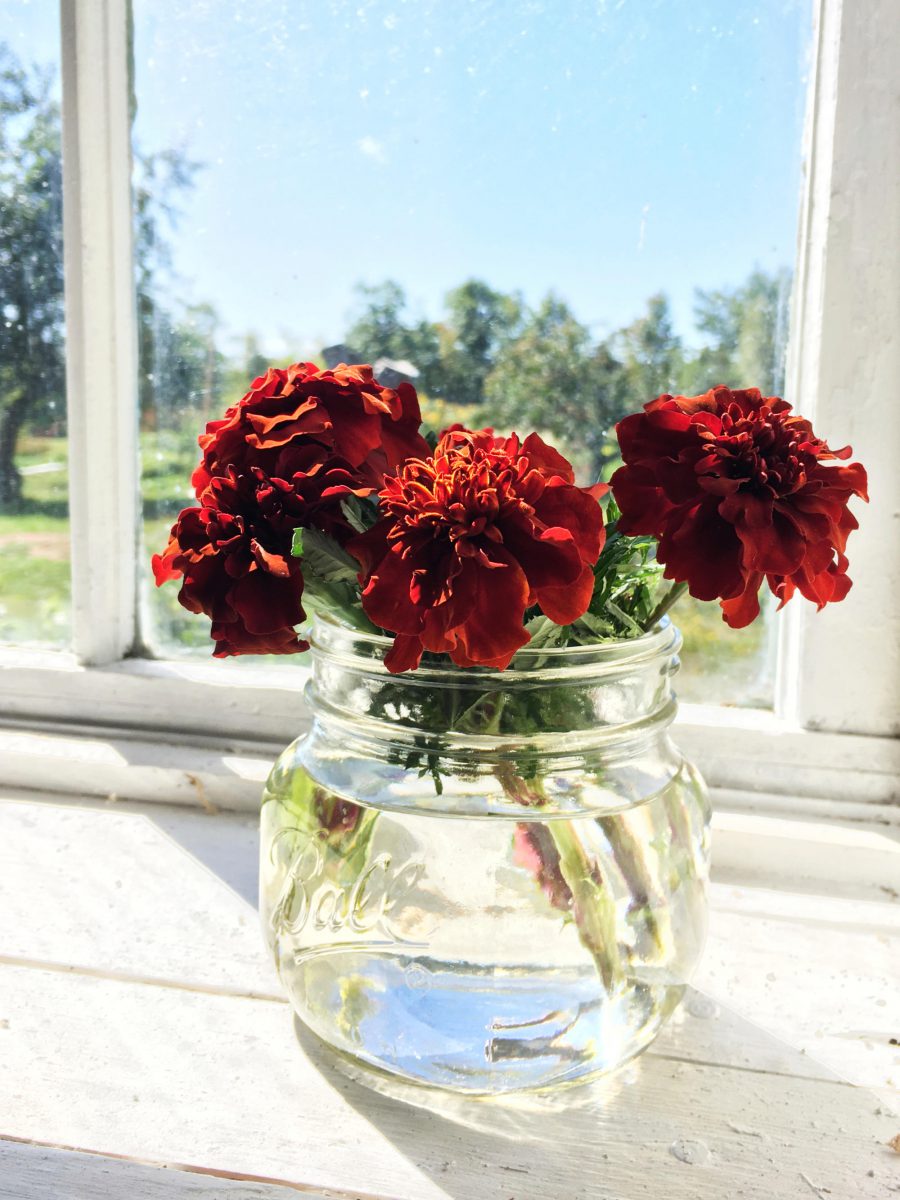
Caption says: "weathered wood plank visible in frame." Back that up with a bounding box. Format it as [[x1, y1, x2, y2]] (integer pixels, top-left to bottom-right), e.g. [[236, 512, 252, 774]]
[[0, 1139, 333, 1200], [0, 796, 278, 998], [712, 808, 900, 902], [0, 965, 895, 1200], [699, 881, 900, 1102], [652, 993, 835, 1082], [1, 794, 896, 1095]]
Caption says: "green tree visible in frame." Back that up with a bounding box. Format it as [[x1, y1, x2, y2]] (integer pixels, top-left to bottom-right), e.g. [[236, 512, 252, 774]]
[[240, 332, 270, 384], [345, 280, 441, 387], [0, 47, 64, 508], [485, 294, 626, 479], [682, 268, 791, 396], [0, 44, 209, 500], [140, 300, 225, 430], [615, 292, 683, 408], [133, 147, 222, 429], [436, 279, 523, 406]]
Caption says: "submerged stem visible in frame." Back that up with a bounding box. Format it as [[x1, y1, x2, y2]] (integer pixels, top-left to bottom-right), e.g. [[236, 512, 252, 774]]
[[601, 815, 671, 961], [548, 818, 625, 994], [495, 764, 626, 994]]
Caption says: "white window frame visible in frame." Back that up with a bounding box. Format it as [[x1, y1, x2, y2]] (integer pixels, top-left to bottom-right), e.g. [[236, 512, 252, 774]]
[[0, 0, 897, 814]]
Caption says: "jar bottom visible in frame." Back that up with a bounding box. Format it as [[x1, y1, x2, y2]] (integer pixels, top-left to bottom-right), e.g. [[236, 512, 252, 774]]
[[283, 952, 685, 1094]]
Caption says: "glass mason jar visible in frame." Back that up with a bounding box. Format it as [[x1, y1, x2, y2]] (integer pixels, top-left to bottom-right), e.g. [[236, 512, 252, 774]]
[[260, 615, 710, 1094]]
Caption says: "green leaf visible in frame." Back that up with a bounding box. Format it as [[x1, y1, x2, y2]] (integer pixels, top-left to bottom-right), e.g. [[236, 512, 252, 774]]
[[290, 527, 374, 629], [298, 528, 359, 584], [424, 754, 444, 795], [291, 527, 304, 558], [570, 609, 615, 639], [602, 597, 644, 636], [340, 495, 379, 534], [523, 613, 556, 641]]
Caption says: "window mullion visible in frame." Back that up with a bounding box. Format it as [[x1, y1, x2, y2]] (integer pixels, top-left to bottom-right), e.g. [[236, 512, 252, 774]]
[[60, 0, 139, 666], [777, 0, 900, 736]]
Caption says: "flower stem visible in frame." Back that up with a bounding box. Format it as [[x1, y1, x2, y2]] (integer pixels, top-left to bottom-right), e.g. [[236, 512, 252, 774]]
[[601, 816, 671, 961], [548, 819, 624, 994], [647, 580, 688, 628], [496, 763, 626, 994]]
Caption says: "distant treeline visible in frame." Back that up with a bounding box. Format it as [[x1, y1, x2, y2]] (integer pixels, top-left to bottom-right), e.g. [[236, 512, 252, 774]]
[[1, 40, 791, 504]]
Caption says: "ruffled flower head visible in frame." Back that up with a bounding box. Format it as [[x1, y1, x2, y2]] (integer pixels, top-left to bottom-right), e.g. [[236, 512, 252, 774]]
[[611, 386, 868, 626], [153, 362, 428, 656], [349, 426, 607, 672]]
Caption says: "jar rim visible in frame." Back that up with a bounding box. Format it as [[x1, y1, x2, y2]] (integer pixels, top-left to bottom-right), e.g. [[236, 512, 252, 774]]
[[309, 611, 680, 679]]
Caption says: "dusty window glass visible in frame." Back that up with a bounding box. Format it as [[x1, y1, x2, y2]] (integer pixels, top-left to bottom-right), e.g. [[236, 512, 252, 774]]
[[0, 8, 69, 647], [133, 1, 810, 705]]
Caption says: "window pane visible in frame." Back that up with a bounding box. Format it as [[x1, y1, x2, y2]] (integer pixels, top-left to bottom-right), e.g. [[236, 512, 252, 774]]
[[0, 8, 69, 647], [133, 1, 811, 702]]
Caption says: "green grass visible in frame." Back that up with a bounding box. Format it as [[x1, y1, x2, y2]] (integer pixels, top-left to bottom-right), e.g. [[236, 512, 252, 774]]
[[141, 427, 202, 519], [0, 540, 70, 646], [0, 511, 66, 534], [0, 435, 71, 646]]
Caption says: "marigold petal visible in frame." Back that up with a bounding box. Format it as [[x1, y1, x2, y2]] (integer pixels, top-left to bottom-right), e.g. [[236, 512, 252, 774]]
[[440, 551, 531, 669], [532, 482, 605, 563], [658, 502, 745, 601], [151, 544, 182, 585], [520, 432, 577, 482], [611, 464, 673, 535], [230, 569, 305, 636], [359, 543, 428, 636], [536, 561, 595, 626], [720, 577, 763, 628], [384, 633, 425, 673]]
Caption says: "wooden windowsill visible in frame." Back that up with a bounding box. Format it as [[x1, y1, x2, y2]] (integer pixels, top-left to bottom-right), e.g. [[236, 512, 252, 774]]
[[0, 788, 897, 1198]]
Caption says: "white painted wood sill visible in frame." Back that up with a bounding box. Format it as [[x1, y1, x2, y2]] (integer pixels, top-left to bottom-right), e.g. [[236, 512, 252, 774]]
[[0, 789, 897, 1199]]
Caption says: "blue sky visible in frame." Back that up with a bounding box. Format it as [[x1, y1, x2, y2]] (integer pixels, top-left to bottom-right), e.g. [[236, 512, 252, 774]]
[[8, 0, 813, 359]]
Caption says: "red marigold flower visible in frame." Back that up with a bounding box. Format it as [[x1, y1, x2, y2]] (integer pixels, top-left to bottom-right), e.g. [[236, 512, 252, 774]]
[[611, 386, 868, 627], [152, 470, 309, 656], [348, 427, 607, 673], [192, 361, 428, 505], [153, 362, 429, 656]]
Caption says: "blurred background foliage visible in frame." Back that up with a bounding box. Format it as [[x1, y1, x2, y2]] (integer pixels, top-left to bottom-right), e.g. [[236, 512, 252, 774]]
[[1, 44, 779, 705]]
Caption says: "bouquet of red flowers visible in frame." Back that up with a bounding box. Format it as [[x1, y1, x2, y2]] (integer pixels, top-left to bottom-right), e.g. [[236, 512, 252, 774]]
[[154, 363, 867, 664], [155, 362, 868, 1087]]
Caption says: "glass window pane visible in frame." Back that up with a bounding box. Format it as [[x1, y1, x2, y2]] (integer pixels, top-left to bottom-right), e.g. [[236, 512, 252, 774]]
[[133, 1, 811, 702], [0, 7, 69, 647]]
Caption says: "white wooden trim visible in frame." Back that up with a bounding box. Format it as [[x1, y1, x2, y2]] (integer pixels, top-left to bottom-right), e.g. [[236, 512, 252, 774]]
[[0, 685, 896, 812], [778, 0, 900, 735], [675, 706, 899, 806], [0, 647, 896, 807], [0, 649, 313, 743], [60, 0, 139, 665], [0, 726, 274, 812]]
